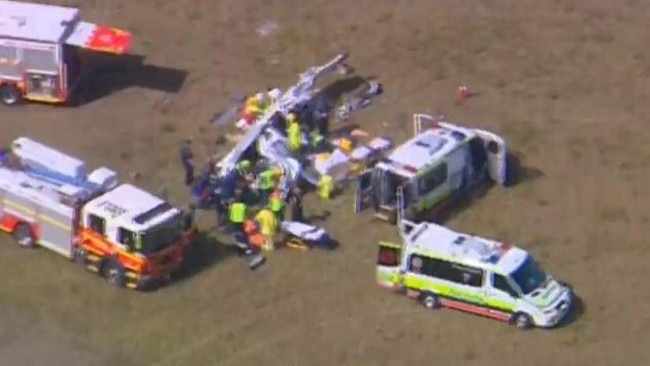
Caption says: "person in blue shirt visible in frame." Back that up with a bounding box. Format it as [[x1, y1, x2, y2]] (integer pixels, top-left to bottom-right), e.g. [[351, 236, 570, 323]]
[[191, 173, 212, 209], [219, 169, 239, 203], [0, 149, 8, 166], [311, 97, 331, 136], [179, 139, 194, 186], [288, 186, 304, 222]]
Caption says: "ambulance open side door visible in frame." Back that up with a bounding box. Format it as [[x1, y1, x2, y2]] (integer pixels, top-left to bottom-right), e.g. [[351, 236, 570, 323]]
[[473, 129, 508, 186], [354, 169, 374, 213], [396, 186, 417, 239], [413, 113, 440, 136]]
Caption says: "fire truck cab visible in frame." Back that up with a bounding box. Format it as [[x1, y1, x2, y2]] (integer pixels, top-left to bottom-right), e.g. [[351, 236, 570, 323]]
[[0, 138, 193, 290], [78, 184, 192, 289], [0, 0, 131, 105]]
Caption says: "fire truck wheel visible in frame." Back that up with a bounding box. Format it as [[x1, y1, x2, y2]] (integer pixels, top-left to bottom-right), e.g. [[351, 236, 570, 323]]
[[13, 224, 35, 248], [103, 260, 126, 288], [0, 84, 22, 106], [73, 247, 87, 265]]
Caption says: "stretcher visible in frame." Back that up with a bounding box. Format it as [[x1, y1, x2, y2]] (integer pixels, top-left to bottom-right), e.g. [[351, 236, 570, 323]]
[[301, 130, 393, 187], [280, 221, 334, 251]]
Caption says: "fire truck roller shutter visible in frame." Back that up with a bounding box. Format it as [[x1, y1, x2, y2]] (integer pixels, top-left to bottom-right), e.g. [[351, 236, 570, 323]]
[[2, 187, 75, 257], [0, 43, 22, 80], [37, 204, 76, 258]]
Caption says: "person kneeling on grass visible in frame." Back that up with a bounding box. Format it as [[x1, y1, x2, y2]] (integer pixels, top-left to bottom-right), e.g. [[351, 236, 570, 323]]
[[243, 219, 264, 252], [238, 220, 266, 270]]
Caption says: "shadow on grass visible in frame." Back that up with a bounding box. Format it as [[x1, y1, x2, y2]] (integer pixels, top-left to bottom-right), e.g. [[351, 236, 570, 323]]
[[305, 210, 332, 223], [553, 294, 586, 329], [72, 53, 187, 106], [423, 181, 492, 224], [174, 231, 236, 283], [327, 239, 341, 250], [421, 151, 543, 224], [506, 151, 544, 187]]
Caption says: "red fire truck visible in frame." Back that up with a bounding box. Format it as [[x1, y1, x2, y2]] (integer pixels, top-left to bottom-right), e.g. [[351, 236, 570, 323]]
[[0, 138, 195, 290]]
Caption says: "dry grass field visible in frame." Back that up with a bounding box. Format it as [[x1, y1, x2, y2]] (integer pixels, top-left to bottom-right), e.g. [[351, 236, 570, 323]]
[[2, 0, 650, 365]]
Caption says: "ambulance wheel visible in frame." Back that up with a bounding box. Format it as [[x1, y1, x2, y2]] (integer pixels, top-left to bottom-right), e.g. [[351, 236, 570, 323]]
[[13, 223, 35, 248], [103, 260, 126, 288], [512, 312, 533, 330], [0, 84, 22, 106], [420, 292, 441, 310]]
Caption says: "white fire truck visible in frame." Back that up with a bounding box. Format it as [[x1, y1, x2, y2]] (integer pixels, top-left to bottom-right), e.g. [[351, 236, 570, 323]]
[[0, 0, 131, 105], [0, 138, 195, 290]]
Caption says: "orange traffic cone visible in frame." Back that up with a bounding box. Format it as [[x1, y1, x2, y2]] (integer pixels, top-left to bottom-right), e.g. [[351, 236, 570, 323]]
[[457, 84, 471, 103], [128, 171, 140, 183]]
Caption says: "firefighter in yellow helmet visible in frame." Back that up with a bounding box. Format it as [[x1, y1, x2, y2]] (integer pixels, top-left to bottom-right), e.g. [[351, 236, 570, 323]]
[[257, 166, 282, 204], [268, 189, 285, 221], [242, 95, 261, 126], [309, 128, 326, 153], [256, 92, 270, 112], [236, 159, 252, 177], [286, 113, 302, 153]]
